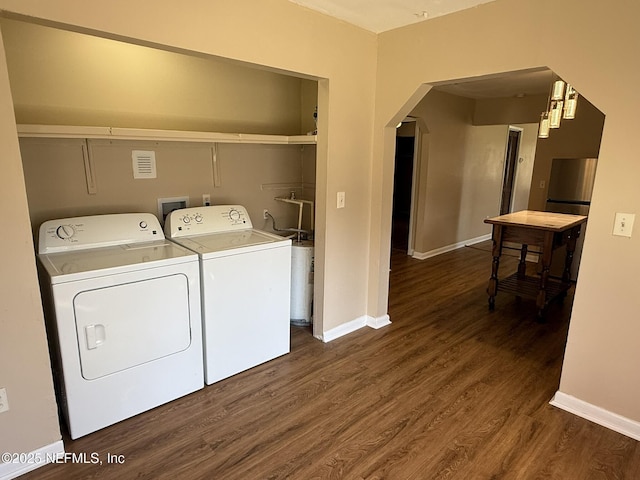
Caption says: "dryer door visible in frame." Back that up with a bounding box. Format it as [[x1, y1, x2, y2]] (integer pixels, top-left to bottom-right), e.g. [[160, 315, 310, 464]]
[[74, 274, 191, 380]]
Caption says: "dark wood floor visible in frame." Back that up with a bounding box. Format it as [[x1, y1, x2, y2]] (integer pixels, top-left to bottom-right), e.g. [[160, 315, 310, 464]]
[[23, 246, 639, 479]]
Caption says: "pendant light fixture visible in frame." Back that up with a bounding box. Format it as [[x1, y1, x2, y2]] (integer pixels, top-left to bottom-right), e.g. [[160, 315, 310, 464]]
[[538, 111, 550, 138], [551, 79, 565, 101], [538, 72, 554, 138], [549, 98, 563, 129], [563, 84, 578, 119], [538, 73, 579, 138], [549, 79, 565, 129]]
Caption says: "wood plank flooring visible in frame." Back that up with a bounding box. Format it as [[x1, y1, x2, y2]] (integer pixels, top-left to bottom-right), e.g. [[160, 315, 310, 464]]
[[21, 245, 639, 479]]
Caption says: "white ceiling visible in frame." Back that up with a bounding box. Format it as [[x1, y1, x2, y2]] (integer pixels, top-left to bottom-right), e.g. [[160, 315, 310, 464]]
[[288, 0, 498, 33]]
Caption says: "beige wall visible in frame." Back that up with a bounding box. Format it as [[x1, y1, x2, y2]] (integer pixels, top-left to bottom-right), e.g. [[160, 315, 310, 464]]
[[408, 88, 540, 257], [0, 0, 376, 462], [1, 18, 316, 135], [409, 90, 506, 254], [19, 138, 312, 235], [474, 93, 547, 126], [372, 0, 640, 426], [7, 17, 318, 246], [405, 88, 548, 255], [461, 124, 507, 225], [0, 30, 60, 456]]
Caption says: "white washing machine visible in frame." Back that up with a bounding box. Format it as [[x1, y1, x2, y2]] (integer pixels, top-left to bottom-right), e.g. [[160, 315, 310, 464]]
[[37, 213, 203, 439], [165, 205, 291, 385]]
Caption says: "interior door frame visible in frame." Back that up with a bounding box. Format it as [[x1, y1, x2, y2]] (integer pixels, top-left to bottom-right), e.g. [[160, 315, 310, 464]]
[[402, 117, 424, 256], [500, 126, 523, 215]]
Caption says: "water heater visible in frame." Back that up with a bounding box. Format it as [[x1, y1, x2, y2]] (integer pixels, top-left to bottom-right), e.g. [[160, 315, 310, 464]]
[[290, 241, 314, 326]]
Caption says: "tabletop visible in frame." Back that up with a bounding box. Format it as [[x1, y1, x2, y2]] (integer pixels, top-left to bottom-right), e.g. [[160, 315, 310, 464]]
[[484, 210, 587, 232]]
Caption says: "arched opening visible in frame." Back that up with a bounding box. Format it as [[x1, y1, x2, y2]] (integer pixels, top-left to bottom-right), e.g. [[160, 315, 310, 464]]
[[387, 66, 606, 396]]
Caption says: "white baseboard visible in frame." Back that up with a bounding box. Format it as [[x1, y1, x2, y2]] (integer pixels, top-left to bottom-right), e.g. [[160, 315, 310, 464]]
[[550, 391, 640, 441], [413, 234, 491, 260], [319, 314, 391, 343], [0, 440, 64, 480], [319, 316, 367, 342], [367, 314, 391, 329]]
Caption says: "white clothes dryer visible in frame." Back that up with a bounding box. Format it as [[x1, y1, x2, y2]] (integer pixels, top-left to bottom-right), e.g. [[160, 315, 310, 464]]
[[165, 205, 291, 385], [37, 213, 203, 439]]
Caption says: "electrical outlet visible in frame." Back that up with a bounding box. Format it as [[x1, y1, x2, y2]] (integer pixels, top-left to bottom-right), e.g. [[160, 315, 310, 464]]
[[202, 194, 211, 206], [613, 212, 635, 238], [337, 191, 346, 209], [0, 387, 9, 413], [263, 209, 269, 219]]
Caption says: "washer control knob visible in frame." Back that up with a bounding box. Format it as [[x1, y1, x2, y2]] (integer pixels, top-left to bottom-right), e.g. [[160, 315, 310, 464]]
[[139, 221, 148, 229], [56, 225, 75, 240], [228, 209, 241, 221], [182, 216, 191, 224], [195, 215, 203, 223]]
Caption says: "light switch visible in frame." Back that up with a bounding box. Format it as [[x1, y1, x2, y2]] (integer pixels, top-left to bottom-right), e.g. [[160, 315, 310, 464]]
[[337, 191, 345, 209], [613, 212, 635, 238]]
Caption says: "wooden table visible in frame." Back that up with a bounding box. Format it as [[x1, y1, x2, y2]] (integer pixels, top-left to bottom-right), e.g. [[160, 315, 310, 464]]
[[484, 210, 587, 319]]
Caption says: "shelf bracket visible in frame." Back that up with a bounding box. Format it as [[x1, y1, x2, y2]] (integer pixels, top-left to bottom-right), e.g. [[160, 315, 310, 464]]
[[211, 143, 221, 187], [82, 139, 98, 194]]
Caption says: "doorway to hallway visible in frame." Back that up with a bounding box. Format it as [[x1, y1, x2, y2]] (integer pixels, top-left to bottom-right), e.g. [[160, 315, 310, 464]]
[[392, 130, 415, 253], [500, 128, 522, 214]]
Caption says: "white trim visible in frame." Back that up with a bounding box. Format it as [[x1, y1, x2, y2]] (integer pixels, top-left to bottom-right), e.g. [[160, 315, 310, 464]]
[[508, 125, 531, 214], [412, 234, 491, 260], [317, 315, 391, 343], [465, 234, 492, 246], [0, 440, 64, 480], [503, 126, 523, 214], [550, 391, 640, 441], [16, 124, 316, 145], [317, 316, 367, 342], [407, 120, 421, 256], [367, 314, 392, 329]]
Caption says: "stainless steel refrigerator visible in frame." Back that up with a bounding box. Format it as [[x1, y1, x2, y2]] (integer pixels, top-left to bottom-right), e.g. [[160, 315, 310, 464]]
[[545, 157, 598, 280]]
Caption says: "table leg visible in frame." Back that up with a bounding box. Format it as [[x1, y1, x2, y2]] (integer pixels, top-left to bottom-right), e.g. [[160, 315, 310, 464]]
[[536, 231, 554, 319], [487, 225, 503, 310], [518, 244, 528, 278], [562, 225, 581, 286]]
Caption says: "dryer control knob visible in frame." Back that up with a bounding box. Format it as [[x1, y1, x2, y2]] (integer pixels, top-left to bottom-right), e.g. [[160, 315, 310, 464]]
[[182, 216, 191, 224], [139, 221, 148, 229], [195, 215, 203, 223], [56, 224, 75, 240]]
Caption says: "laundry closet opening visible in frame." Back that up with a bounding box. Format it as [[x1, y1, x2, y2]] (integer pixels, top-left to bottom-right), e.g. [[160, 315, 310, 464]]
[[1, 17, 320, 333]]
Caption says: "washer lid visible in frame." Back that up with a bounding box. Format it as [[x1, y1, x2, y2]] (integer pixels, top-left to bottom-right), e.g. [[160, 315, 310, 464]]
[[172, 229, 290, 257], [39, 240, 197, 284]]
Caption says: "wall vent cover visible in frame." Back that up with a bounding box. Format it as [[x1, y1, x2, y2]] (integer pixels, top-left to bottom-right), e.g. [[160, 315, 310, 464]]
[[132, 150, 157, 179]]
